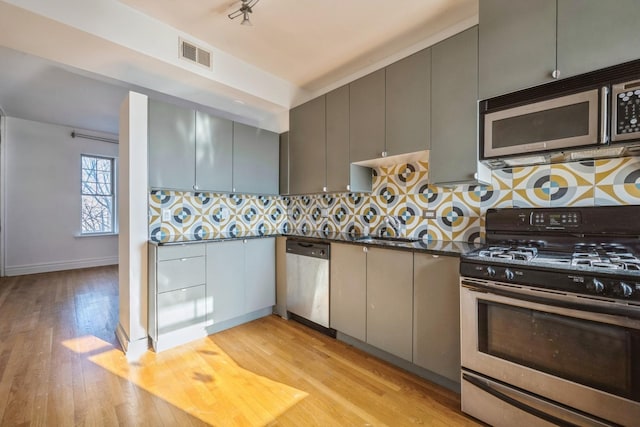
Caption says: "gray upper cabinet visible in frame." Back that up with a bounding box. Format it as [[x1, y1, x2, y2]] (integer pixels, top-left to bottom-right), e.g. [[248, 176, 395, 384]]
[[557, 0, 640, 78], [244, 238, 276, 313], [478, 0, 556, 100], [366, 247, 413, 362], [289, 96, 326, 194], [326, 86, 350, 193], [232, 122, 279, 195], [195, 111, 233, 192], [330, 243, 367, 342], [148, 99, 196, 190], [430, 26, 482, 185], [279, 132, 289, 195], [349, 69, 386, 162], [385, 48, 431, 155], [413, 253, 460, 383]]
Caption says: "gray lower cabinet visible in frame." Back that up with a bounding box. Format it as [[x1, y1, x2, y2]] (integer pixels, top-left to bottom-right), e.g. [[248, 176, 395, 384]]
[[330, 243, 367, 342], [205, 238, 275, 325], [385, 48, 431, 155], [349, 69, 386, 162], [478, 0, 556, 100], [148, 99, 196, 190], [245, 237, 276, 313], [557, 0, 640, 79], [232, 122, 279, 195], [366, 247, 414, 362], [430, 26, 486, 185], [289, 96, 326, 194], [195, 111, 233, 192], [148, 243, 208, 352], [206, 240, 245, 323], [413, 253, 460, 383]]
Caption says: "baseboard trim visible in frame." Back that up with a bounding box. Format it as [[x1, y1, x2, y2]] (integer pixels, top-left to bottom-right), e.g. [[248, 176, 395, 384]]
[[206, 307, 272, 335], [116, 323, 149, 361], [5, 256, 118, 276]]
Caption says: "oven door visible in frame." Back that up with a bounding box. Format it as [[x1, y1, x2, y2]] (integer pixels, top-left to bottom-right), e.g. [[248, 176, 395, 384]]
[[482, 88, 603, 159], [461, 278, 640, 426]]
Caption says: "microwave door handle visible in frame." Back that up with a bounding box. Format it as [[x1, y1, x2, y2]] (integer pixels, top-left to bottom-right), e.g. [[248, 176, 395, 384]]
[[601, 85, 609, 144]]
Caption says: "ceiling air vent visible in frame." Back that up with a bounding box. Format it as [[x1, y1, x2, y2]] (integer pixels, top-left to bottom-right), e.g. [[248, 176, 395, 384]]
[[179, 38, 212, 69]]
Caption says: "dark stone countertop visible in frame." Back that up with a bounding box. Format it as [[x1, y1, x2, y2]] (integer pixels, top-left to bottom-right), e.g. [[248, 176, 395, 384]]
[[149, 230, 481, 257]]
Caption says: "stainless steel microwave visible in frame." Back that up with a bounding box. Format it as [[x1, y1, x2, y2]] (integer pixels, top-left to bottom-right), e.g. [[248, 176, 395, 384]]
[[479, 61, 640, 168]]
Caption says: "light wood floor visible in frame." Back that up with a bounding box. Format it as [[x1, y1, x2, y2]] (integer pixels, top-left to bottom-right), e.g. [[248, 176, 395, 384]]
[[0, 266, 481, 426]]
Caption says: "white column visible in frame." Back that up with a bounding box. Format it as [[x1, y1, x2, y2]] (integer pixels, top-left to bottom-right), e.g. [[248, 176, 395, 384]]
[[116, 91, 149, 360]]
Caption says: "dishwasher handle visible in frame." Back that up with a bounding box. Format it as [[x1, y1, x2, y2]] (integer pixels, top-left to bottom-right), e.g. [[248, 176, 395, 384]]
[[286, 239, 330, 260]]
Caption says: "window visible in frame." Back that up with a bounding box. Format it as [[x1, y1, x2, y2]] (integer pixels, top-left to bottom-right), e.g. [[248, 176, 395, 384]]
[[81, 155, 115, 234]]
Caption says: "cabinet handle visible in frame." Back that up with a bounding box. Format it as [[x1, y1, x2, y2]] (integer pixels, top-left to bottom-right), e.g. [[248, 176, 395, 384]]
[[551, 69, 561, 79], [346, 184, 350, 191], [193, 184, 199, 191], [381, 151, 387, 158], [322, 186, 327, 192], [243, 239, 248, 244], [473, 172, 478, 180], [363, 247, 368, 253], [180, 258, 188, 262]]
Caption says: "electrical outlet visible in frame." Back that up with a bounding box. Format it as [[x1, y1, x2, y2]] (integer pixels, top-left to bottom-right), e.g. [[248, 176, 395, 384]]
[[162, 209, 171, 222], [321, 208, 329, 218], [423, 209, 436, 219], [220, 205, 229, 219]]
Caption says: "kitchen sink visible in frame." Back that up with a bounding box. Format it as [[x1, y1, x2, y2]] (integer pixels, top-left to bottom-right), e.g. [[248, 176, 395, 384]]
[[354, 235, 419, 245]]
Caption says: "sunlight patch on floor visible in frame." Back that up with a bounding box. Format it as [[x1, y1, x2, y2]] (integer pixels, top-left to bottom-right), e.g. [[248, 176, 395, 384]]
[[64, 335, 309, 425]]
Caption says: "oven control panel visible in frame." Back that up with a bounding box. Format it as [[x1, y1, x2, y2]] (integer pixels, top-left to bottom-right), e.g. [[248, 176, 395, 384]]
[[522, 211, 582, 228], [612, 79, 640, 142], [460, 261, 640, 302]]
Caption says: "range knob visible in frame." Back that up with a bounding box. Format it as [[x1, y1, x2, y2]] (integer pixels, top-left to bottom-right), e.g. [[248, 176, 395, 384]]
[[486, 267, 496, 278], [504, 269, 515, 281], [612, 282, 633, 298], [586, 278, 605, 294]]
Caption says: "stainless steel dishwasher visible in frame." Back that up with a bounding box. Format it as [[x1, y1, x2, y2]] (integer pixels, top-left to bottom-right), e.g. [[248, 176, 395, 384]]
[[285, 239, 334, 335]]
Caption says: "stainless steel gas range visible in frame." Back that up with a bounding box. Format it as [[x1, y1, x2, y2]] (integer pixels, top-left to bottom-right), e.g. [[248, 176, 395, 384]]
[[460, 205, 640, 427]]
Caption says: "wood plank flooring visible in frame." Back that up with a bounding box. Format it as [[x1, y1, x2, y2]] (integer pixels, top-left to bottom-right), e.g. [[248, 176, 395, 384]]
[[0, 266, 481, 426]]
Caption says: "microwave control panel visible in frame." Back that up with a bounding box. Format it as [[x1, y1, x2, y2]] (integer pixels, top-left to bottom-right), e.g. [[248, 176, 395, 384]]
[[612, 80, 640, 141]]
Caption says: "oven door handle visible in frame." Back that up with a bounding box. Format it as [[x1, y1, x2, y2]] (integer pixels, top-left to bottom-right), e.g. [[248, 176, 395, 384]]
[[462, 280, 640, 320], [462, 373, 619, 427]]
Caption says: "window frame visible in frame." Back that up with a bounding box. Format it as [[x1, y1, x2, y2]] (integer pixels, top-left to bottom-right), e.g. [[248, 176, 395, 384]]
[[80, 154, 117, 236]]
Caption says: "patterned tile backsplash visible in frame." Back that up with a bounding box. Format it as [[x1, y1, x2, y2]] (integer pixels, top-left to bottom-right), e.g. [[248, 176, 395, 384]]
[[149, 156, 640, 244]]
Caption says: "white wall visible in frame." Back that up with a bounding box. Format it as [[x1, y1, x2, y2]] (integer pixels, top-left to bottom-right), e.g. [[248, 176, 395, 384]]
[[4, 117, 118, 275]]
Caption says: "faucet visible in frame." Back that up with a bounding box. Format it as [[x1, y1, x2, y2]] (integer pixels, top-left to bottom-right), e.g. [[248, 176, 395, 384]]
[[384, 215, 402, 237]]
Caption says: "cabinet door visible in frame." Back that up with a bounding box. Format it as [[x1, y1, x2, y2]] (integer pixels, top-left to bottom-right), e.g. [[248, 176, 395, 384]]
[[206, 241, 245, 324], [478, 0, 556, 99], [157, 285, 207, 335], [430, 27, 480, 185], [195, 111, 233, 192], [349, 69, 386, 162], [279, 132, 289, 195], [386, 48, 431, 155], [289, 97, 326, 194], [326, 86, 350, 193], [366, 247, 413, 361], [244, 238, 276, 313], [148, 99, 195, 189], [413, 254, 460, 383], [232, 123, 279, 195], [557, 0, 640, 78], [330, 243, 367, 341]]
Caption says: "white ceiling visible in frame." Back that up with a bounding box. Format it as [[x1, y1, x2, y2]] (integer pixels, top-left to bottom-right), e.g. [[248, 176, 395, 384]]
[[0, 0, 478, 134], [120, 0, 478, 91]]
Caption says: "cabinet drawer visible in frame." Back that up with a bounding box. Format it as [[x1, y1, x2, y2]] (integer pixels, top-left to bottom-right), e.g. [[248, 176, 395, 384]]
[[157, 244, 205, 261], [157, 256, 205, 293], [157, 285, 206, 335]]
